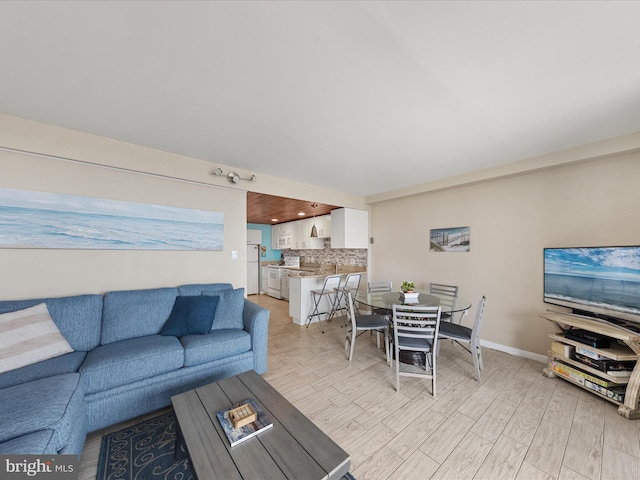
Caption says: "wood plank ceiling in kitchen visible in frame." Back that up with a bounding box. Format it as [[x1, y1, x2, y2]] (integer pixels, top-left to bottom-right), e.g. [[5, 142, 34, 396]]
[[247, 192, 338, 225]]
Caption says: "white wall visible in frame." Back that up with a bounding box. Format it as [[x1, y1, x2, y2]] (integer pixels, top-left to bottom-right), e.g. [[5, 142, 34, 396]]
[[369, 152, 640, 357], [0, 140, 248, 299], [3, 112, 640, 360], [0, 113, 365, 299]]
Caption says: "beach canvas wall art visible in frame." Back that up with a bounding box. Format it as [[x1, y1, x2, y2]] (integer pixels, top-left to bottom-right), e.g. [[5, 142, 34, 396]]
[[430, 226, 470, 252], [0, 187, 224, 250]]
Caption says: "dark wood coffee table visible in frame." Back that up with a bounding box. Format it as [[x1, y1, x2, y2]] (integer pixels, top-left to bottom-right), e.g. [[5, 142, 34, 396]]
[[171, 370, 350, 480]]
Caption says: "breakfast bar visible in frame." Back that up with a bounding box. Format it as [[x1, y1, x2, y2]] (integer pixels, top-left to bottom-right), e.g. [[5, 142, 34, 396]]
[[288, 271, 367, 325]]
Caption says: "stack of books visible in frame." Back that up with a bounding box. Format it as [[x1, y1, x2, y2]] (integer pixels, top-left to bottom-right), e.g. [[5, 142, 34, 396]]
[[551, 360, 626, 402], [216, 398, 273, 447]]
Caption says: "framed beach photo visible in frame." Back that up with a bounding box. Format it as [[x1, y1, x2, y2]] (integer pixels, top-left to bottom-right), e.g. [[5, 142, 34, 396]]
[[0, 187, 224, 250], [430, 226, 470, 252]]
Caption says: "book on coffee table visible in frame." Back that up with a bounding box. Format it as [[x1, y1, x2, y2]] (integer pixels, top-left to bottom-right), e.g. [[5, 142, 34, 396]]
[[216, 398, 273, 447]]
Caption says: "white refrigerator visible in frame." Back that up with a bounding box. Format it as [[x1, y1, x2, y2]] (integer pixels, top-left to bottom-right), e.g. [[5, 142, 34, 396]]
[[247, 244, 261, 295]]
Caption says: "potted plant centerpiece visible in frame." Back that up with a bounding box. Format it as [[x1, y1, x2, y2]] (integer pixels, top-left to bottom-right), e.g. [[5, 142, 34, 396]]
[[400, 281, 415, 293], [400, 281, 419, 302]]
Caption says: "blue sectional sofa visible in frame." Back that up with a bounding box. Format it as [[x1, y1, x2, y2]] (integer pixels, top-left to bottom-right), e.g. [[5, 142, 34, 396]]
[[0, 283, 270, 456]]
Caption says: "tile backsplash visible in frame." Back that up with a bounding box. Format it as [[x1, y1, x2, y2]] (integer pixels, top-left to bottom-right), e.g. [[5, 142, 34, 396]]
[[284, 246, 367, 267]]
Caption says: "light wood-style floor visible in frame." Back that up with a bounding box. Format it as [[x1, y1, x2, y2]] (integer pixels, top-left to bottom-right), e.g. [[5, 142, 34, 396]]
[[79, 294, 640, 480]]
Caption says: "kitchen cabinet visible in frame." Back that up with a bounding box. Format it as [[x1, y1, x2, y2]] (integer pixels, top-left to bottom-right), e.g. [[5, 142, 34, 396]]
[[330, 208, 368, 249], [273, 215, 331, 250], [293, 219, 308, 249], [305, 214, 330, 249], [272, 223, 292, 250], [311, 214, 331, 239]]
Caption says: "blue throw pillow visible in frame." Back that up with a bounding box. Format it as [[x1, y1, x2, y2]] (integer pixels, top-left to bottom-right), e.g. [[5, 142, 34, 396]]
[[203, 288, 244, 330], [160, 295, 220, 336]]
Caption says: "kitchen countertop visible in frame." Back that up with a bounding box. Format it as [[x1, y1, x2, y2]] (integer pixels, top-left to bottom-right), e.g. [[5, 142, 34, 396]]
[[287, 269, 366, 279], [267, 261, 366, 277]]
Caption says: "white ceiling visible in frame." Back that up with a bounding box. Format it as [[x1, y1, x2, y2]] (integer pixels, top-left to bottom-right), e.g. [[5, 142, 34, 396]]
[[1, 1, 639, 197]]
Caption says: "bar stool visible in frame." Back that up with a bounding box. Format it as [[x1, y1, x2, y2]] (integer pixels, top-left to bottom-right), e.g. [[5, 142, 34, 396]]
[[306, 274, 342, 333], [333, 273, 362, 320]]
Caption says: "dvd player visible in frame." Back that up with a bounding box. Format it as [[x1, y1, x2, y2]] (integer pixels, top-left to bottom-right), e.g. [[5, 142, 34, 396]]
[[564, 328, 611, 349]]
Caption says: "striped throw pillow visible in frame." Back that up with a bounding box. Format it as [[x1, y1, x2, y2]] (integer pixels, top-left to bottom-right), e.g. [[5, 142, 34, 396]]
[[0, 303, 73, 374]]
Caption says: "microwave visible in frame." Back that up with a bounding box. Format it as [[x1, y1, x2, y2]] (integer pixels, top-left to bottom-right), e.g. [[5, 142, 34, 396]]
[[278, 235, 291, 249]]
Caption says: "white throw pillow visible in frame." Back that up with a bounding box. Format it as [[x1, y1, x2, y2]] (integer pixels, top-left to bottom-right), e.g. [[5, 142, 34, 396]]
[[0, 303, 73, 374]]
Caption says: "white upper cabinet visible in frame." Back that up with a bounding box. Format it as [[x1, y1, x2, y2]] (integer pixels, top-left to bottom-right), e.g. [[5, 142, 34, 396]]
[[330, 208, 368, 249], [270, 214, 333, 250], [281, 215, 331, 250], [307, 214, 332, 249], [272, 223, 293, 250], [294, 219, 308, 249], [313, 214, 331, 238]]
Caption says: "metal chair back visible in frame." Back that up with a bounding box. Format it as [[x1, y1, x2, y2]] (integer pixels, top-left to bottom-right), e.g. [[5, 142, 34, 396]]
[[368, 281, 392, 292], [392, 304, 442, 397]]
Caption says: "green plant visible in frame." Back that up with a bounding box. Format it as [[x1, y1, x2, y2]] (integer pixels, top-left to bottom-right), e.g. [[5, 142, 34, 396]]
[[400, 281, 415, 292]]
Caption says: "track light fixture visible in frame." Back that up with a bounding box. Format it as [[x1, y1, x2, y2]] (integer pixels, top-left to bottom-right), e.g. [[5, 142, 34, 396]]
[[212, 168, 257, 184]]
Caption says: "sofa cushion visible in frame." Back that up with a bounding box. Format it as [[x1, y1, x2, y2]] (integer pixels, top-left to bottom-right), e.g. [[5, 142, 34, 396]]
[[205, 288, 245, 330], [80, 335, 184, 394], [58, 407, 87, 456], [0, 303, 73, 374], [160, 295, 220, 336], [180, 329, 251, 366], [0, 294, 102, 351], [0, 429, 57, 455], [101, 288, 178, 344], [0, 373, 84, 453], [178, 283, 233, 297], [0, 351, 86, 390]]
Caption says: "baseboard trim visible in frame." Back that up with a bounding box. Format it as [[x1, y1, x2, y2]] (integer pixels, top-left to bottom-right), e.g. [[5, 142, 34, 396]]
[[480, 339, 547, 364]]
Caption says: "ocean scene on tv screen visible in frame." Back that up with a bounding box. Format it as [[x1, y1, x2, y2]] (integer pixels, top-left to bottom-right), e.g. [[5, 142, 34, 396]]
[[0, 187, 224, 250], [544, 247, 640, 316]]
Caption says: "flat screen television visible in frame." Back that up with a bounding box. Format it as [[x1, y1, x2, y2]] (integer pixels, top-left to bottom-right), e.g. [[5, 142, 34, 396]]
[[543, 246, 640, 326]]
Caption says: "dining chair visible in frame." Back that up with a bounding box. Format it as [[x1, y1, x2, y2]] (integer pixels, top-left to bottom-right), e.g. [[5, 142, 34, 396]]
[[429, 283, 459, 322], [306, 274, 342, 333], [438, 296, 486, 382], [368, 281, 392, 293], [392, 304, 442, 397], [367, 280, 392, 315], [344, 291, 389, 364], [367, 280, 393, 344]]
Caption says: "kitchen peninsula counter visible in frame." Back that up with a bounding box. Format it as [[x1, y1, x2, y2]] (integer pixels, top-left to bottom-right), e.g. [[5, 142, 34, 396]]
[[289, 271, 367, 326]]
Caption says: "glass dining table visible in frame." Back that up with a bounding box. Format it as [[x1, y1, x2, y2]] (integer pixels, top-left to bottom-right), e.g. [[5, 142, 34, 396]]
[[355, 290, 472, 316], [355, 290, 472, 366]]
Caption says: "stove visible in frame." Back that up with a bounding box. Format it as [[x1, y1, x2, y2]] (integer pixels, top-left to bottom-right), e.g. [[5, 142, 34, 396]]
[[267, 256, 300, 299], [283, 256, 301, 268]]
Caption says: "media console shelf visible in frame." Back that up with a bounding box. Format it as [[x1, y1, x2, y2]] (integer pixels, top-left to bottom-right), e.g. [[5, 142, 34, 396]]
[[540, 311, 640, 419]]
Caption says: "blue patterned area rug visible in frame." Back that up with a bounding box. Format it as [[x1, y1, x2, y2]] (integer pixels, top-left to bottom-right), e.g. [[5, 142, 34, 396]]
[[97, 410, 355, 480]]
